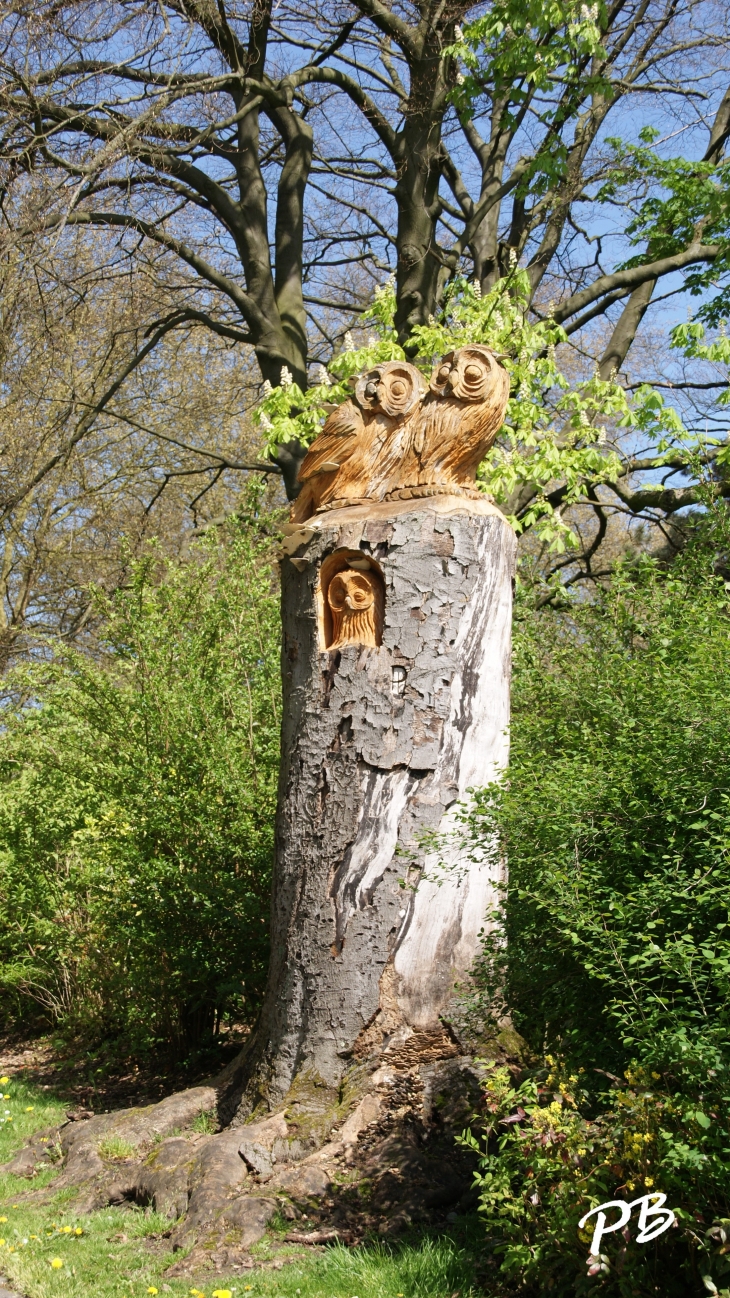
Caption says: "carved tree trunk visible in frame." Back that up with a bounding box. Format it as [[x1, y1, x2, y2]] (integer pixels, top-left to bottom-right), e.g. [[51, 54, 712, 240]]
[[228, 495, 516, 1121]]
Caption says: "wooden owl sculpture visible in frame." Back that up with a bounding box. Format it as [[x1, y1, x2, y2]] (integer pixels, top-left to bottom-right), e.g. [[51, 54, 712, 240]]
[[289, 361, 425, 522], [389, 345, 510, 500], [289, 345, 508, 518], [327, 568, 384, 649]]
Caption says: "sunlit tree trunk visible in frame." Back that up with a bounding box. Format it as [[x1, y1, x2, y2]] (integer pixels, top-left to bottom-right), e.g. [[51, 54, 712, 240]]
[[222, 496, 515, 1121]]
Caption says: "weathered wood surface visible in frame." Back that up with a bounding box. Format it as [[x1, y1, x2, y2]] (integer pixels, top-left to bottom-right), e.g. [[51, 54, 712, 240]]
[[233, 495, 516, 1119]]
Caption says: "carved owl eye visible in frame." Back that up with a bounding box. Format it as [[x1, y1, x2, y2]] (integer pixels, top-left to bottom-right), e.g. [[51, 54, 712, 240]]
[[448, 346, 496, 402], [355, 362, 424, 417], [327, 574, 348, 610]]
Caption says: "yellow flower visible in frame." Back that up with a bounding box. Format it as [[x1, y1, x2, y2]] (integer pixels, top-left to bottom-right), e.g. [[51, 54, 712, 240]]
[[147, 1289, 158, 1295], [30, 1234, 38, 1240], [60, 1225, 72, 1234], [50, 1257, 64, 1269], [0, 1239, 5, 1247], [7, 1245, 14, 1253], [212, 1290, 232, 1298], [645, 1177, 654, 1187], [0, 1076, 8, 1084], [627, 1182, 635, 1191], [25, 1106, 34, 1112], [74, 1227, 83, 1235], [0, 1216, 6, 1223]]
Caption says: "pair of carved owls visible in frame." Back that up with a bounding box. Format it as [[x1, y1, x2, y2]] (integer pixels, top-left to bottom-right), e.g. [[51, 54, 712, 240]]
[[290, 345, 510, 522]]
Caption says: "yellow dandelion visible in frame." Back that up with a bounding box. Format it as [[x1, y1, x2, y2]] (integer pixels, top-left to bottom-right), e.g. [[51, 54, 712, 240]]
[[0, 1216, 6, 1223], [212, 1290, 232, 1298], [74, 1226, 83, 1235], [61, 1225, 72, 1234], [147, 1288, 159, 1295], [25, 1106, 34, 1112], [50, 1257, 63, 1268], [0, 1076, 8, 1084], [0, 1239, 5, 1247], [7, 1245, 14, 1253], [30, 1234, 39, 1240]]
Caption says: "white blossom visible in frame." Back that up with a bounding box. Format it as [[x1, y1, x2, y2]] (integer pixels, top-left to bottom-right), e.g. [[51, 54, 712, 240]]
[[316, 364, 332, 386], [454, 24, 464, 41], [262, 379, 272, 397], [344, 330, 355, 352], [456, 72, 465, 85], [280, 365, 293, 388], [472, 279, 482, 298], [597, 428, 607, 444], [259, 413, 273, 431], [508, 247, 518, 267]]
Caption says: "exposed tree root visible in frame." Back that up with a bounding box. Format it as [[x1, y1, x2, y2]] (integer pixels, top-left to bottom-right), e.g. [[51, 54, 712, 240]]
[[1, 1034, 522, 1281]]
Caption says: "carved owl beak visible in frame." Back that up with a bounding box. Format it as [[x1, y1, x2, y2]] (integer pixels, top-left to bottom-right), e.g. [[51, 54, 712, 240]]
[[365, 380, 379, 399]]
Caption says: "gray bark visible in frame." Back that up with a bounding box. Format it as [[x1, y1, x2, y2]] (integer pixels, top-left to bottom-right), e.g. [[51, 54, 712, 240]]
[[232, 496, 515, 1121]]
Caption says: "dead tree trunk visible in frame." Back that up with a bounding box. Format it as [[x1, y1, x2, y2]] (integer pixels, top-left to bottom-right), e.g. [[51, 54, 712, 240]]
[[225, 496, 515, 1121]]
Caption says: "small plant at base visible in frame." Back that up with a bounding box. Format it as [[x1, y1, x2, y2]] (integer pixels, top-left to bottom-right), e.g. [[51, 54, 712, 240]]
[[192, 1109, 217, 1135], [97, 1135, 136, 1161]]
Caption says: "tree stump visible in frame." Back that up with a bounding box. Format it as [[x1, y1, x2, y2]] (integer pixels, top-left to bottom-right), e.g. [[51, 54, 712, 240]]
[[225, 493, 516, 1119]]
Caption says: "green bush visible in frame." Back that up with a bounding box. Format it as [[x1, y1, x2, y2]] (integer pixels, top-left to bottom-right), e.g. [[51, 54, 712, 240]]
[[462, 518, 730, 1294], [0, 506, 281, 1055]]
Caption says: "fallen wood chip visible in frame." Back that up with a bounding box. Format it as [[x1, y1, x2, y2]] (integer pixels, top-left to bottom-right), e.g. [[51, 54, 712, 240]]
[[283, 1229, 350, 1245]]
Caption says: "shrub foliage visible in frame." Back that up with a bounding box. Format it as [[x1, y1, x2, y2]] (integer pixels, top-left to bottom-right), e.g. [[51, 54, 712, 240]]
[[0, 507, 281, 1054], [463, 514, 730, 1294]]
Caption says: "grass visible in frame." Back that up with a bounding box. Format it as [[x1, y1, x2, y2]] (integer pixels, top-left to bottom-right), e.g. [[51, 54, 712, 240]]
[[98, 1136, 137, 1162], [0, 1074, 487, 1298]]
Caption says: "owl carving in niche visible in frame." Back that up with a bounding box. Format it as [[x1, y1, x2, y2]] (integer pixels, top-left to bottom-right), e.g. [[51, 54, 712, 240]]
[[289, 346, 509, 521], [327, 568, 384, 649]]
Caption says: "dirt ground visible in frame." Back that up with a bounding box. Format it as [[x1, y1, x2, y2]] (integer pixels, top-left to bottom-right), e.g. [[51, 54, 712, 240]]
[[0, 1027, 248, 1112]]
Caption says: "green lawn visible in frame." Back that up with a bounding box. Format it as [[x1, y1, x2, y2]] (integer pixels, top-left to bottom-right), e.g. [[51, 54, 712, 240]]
[[0, 1075, 484, 1298]]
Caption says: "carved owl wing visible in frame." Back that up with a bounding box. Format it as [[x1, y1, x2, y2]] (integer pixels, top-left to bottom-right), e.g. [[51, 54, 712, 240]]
[[290, 399, 366, 521], [297, 398, 365, 483]]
